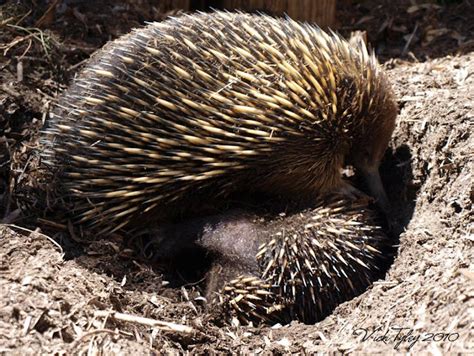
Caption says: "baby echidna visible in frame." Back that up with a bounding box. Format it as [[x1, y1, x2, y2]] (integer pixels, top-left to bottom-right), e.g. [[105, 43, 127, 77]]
[[198, 198, 388, 325], [36, 11, 397, 234]]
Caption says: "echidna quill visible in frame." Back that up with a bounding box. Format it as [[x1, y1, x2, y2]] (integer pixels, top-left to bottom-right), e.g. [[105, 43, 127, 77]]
[[199, 198, 388, 325], [35, 11, 397, 234]]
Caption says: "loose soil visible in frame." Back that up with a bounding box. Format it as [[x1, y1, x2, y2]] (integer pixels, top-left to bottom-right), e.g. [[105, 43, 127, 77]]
[[1, 0, 472, 354]]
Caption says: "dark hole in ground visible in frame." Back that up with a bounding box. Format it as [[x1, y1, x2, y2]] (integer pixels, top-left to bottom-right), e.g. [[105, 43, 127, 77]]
[[140, 240, 213, 291], [354, 144, 416, 230], [451, 202, 462, 214]]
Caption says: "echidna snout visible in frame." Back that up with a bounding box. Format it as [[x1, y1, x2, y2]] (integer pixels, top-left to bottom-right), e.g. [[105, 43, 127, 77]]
[[348, 101, 397, 216]]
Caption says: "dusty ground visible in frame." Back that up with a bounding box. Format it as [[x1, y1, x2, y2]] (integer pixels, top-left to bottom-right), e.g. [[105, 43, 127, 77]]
[[1, 0, 473, 354]]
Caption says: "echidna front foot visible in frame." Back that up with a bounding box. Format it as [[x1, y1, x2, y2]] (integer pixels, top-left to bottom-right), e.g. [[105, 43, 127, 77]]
[[332, 181, 399, 233], [332, 181, 374, 205]]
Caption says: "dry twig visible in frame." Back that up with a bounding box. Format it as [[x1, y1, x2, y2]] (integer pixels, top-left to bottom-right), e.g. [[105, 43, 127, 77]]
[[94, 310, 195, 334]]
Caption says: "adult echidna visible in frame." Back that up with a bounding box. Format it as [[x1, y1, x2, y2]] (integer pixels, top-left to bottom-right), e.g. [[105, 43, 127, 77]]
[[200, 198, 388, 325], [37, 11, 397, 234]]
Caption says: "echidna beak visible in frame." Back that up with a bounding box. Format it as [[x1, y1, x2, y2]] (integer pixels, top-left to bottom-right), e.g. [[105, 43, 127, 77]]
[[361, 167, 391, 217]]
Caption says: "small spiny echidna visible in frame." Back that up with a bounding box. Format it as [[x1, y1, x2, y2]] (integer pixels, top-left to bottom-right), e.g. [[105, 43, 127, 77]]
[[34, 11, 397, 234], [199, 198, 388, 325]]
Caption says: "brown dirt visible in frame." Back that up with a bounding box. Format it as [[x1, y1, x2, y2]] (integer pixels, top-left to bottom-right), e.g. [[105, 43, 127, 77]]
[[1, 0, 472, 354]]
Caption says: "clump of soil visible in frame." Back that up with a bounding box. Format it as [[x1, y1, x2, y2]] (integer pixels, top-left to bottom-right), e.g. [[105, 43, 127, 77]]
[[1, 1, 472, 353]]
